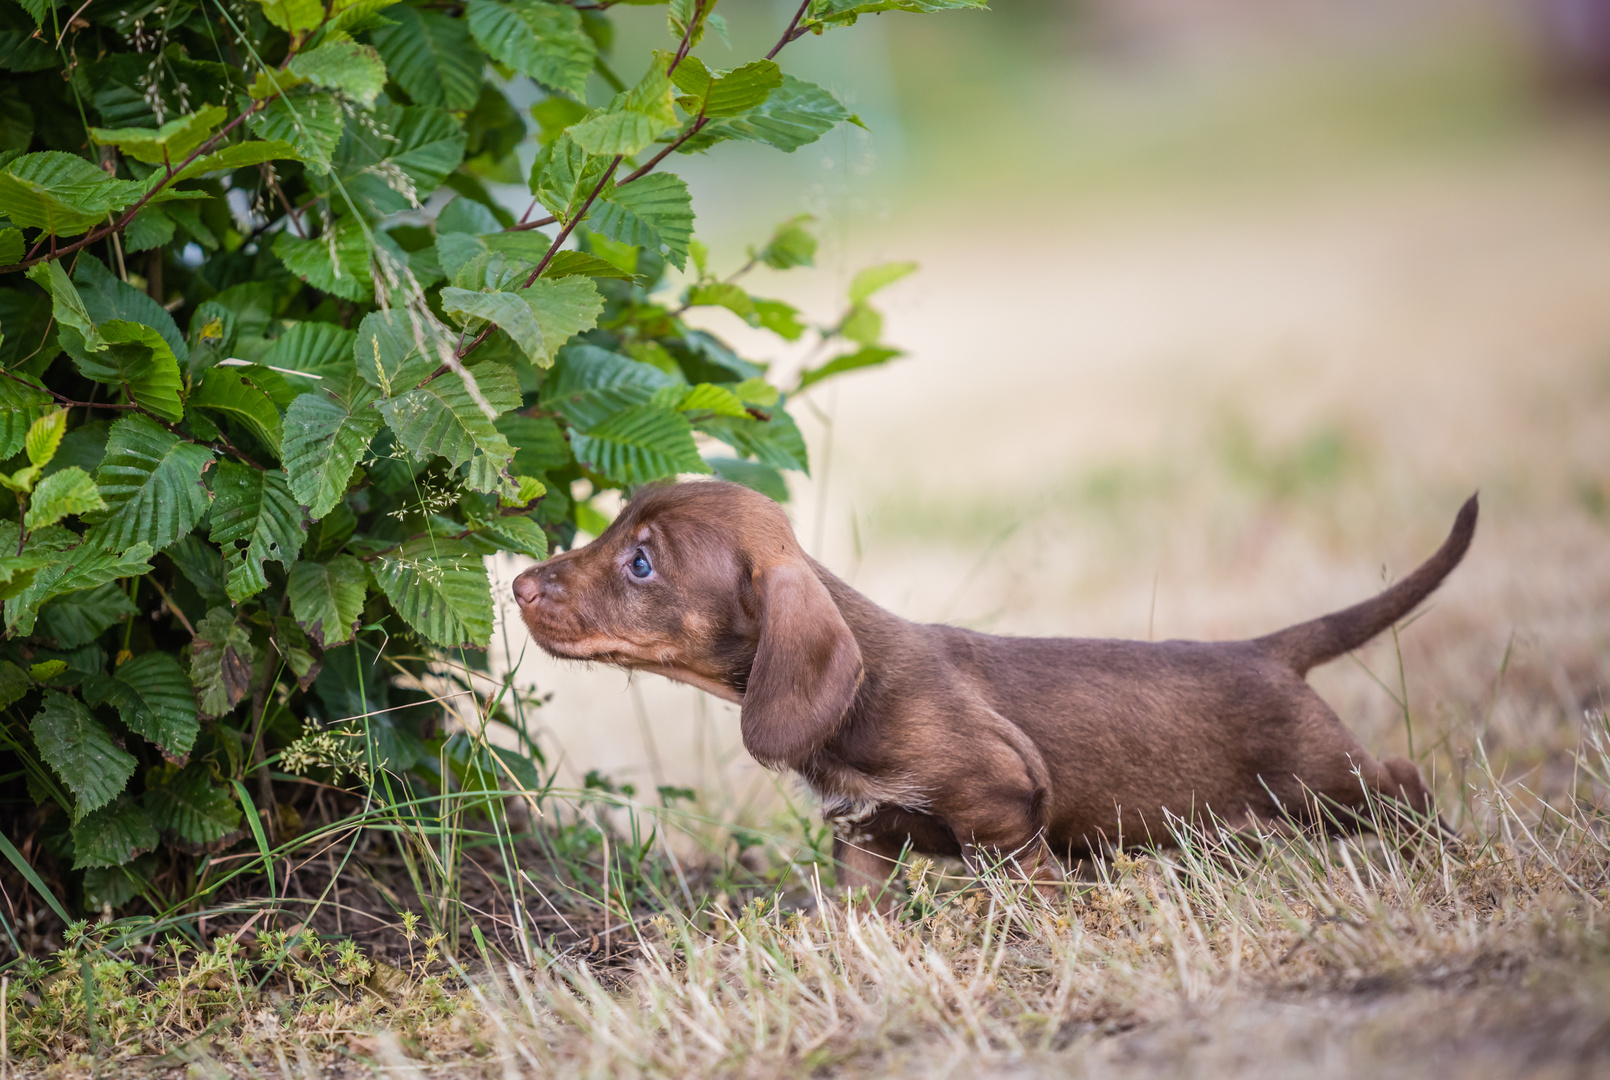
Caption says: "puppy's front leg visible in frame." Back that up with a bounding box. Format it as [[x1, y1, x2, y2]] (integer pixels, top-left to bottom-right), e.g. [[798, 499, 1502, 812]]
[[831, 832, 905, 912]]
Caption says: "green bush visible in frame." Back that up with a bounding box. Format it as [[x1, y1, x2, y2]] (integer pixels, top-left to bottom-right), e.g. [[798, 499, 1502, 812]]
[[0, 0, 982, 919]]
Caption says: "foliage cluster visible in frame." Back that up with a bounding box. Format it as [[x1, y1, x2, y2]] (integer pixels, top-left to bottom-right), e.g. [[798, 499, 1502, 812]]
[[0, 0, 982, 920]]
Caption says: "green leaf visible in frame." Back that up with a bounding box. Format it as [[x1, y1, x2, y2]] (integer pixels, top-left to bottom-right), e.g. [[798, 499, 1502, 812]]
[[473, 514, 548, 559], [696, 408, 809, 473], [687, 75, 858, 154], [371, 5, 483, 112], [89, 415, 214, 554], [25, 260, 103, 352], [0, 661, 30, 709], [496, 414, 571, 475], [0, 372, 53, 462], [248, 91, 345, 173], [467, 0, 595, 99], [5, 540, 153, 637], [354, 308, 441, 392], [66, 319, 185, 422], [273, 217, 375, 302], [571, 404, 710, 485], [145, 764, 240, 844], [516, 276, 604, 366], [0, 152, 143, 236], [287, 40, 388, 109], [190, 607, 255, 719], [0, 226, 22, 266], [35, 582, 135, 649], [124, 206, 175, 253], [73, 254, 187, 362], [208, 463, 308, 602], [24, 407, 65, 467], [540, 343, 675, 428], [686, 282, 753, 320], [535, 250, 635, 280], [167, 535, 230, 607], [88, 105, 227, 166], [666, 382, 748, 418], [568, 59, 678, 156], [840, 301, 881, 345], [189, 367, 285, 455], [169, 139, 301, 184], [755, 215, 816, 269], [589, 172, 694, 270], [262, 321, 358, 380], [287, 554, 367, 648], [283, 386, 382, 518], [798, 344, 902, 390], [28, 660, 65, 681], [322, 104, 467, 219], [30, 691, 135, 821], [371, 538, 493, 649], [441, 287, 548, 366], [71, 798, 158, 869], [376, 362, 520, 492], [529, 135, 615, 223], [254, 0, 324, 34], [83, 653, 199, 759], [24, 466, 107, 530], [83, 857, 154, 909], [672, 57, 782, 118], [804, 0, 987, 30], [707, 456, 789, 502], [848, 260, 918, 304], [753, 299, 807, 341]]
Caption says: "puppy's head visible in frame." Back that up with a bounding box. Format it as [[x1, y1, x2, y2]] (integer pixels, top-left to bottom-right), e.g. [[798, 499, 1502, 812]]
[[512, 480, 863, 768]]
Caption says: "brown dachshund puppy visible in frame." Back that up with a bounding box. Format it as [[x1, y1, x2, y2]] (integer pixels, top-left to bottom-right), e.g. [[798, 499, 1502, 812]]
[[512, 481, 1476, 892]]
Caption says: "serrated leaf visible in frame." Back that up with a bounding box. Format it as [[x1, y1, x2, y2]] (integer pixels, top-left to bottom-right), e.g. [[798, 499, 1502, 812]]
[[589, 172, 694, 270], [24, 408, 65, 468], [467, 0, 594, 99], [696, 407, 809, 473], [473, 514, 548, 559], [25, 260, 102, 352], [672, 57, 782, 118], [529, 135, 615, 223], [83, 652, 198, 759], [568, 59, 677, 157], [0, 226, 22, 266], [73, 253, 187, 361], [371, 538, 492, 649], [191, 607, 254, 719], [65, 319, 185, 422], [515, 276, 603, 366], [145, 764, 240, 844], [687, 75, 858, 154], [686, 282, 753, 319], [170, 139, 301, 184], [124, 206, 175, 253], [321, 103, 467, 219], [30, 691, 135, 821], [354, 308, 443, 392], [805, 0, 987, 29], [262, 321, 358, 380], [441, 287, 546, 366], [753, 299, 807, 341], [496, 414, 571, 475], [287, 554, 367, 648], [371, 5, 483, 112], [88, 105, 227, 166], [540, 343, 674, 428], [71, 798, 158, 869], [287, 40, 387, 108], [24, 467, 107, 530], [283, 386, 382, 518], [798, 344, 902, 390], [0, 661, 29, 709], [671, 382, 748, 417], [248, 91, 345, 173], [5, 541, 153, 637], [376, 362, 520, 491], [167, 536, 230, 606], [189, 367, 284, 455], [535, 250, 634, 280], [35, 581, 135, 649], [0, 372, 53, 462], [89, 416, 213, 553], [571, 404, 710, 485], [707, 456, 789, 502], [29, 660, 65, 681], [849, 260, 918, 304], [0, 152, 143, 236], [273, 217, 375, 302], [254, 0, 324, 33], [208, 462, 308, 602], [755, 215, 815, 269]]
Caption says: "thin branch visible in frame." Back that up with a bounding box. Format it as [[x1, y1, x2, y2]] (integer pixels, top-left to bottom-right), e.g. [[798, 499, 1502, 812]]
[[0, 100, 268, 276], [768, 0, 813, 60]]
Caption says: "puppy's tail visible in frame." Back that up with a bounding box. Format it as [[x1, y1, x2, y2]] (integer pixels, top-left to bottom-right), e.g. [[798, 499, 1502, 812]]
[[1254, 494, 1478, 676]]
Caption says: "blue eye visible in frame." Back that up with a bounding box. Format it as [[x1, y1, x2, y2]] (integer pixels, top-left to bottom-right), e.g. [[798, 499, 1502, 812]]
[[629, 550, 653, 579]]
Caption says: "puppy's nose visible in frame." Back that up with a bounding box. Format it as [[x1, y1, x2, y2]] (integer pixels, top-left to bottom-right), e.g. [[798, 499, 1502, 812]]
[[512, 572, 540, 607]]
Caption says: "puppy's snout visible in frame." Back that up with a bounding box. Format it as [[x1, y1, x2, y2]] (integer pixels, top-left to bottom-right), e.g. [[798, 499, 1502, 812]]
[[512, 569, 542, 608]]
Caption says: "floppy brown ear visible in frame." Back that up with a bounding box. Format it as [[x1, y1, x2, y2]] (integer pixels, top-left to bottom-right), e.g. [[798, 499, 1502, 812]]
[[740, 560, 863, 769]]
